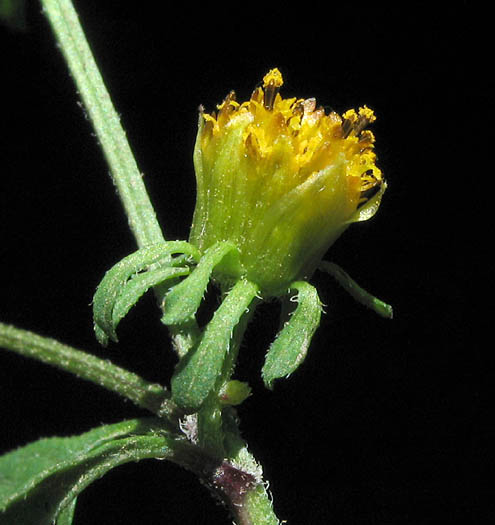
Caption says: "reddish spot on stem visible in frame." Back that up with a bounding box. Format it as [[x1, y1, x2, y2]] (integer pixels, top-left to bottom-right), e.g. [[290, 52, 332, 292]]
[[211, 461, 257, 507]]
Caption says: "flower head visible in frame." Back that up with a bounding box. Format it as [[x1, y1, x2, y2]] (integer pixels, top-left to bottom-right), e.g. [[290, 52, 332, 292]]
[[190, 68, 386, 296]]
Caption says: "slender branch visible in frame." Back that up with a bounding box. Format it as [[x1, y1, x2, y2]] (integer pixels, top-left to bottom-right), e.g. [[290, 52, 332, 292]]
[[40, 0, 201, 354], [0, 322, 172, 415], [41, 0, 165, 248], [36, 3, 283, 523]]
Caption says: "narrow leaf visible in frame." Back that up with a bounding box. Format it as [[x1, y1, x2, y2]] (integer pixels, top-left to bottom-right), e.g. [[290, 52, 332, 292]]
[[171, 279, 259, 413], [0, 419, 173, 525], [93, 241, 199, 344], [319, 261, 393, 319], [108, 265, 191, 343], [161, 241, 240, 326], [262, 281, 322, 389]]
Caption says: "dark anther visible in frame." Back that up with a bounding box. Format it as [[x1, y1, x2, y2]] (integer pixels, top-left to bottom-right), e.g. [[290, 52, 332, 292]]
[[263, 83, 280, 110], [293, 100, 305, 116], [322, 104, 336, 113], [341, 119, 353, 138], [342, 114, 372, 139], [219, 91, 237, 117], [353, 115, 371, 136], [223, 90, 237, 104]]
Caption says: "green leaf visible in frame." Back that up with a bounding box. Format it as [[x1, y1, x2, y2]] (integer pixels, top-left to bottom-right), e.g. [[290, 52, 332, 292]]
[[93, 241, 200, 345], [319, 260, 393, 319], [111, 265, 190, 335], [162, 241, 241, 326], [171, 279, 259, 413], [0, 418, 173, 525], [262, 281, 322, 389]]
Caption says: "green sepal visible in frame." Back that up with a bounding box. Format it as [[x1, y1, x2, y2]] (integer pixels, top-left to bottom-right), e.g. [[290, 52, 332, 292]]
[[0, 418, 172, 525], [161, 241, 241, 326], [171, 279, 259, 413], [93, 241, 200, 345], [319, 260, 393, 319], [262, 281, 322, 389]]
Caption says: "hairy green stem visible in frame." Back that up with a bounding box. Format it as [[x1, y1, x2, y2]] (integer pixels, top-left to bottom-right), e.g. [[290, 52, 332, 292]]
[[0, 322, 173, 416], [41, 0, 164, 248], [239, 485, 280, 525], [36, 2, 282, 522], [214, 409, 280, 525], [40, 0, 201, 357]]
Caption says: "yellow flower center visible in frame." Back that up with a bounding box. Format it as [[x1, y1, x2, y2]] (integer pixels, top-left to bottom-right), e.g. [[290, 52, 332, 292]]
[[201, 68, 382, 201], [191, 68, 387, 295]]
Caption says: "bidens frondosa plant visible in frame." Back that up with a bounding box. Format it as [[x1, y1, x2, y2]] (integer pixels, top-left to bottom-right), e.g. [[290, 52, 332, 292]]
[[92, 68, 391, 416], [2, 18, 394, 522], [190, 68, 386, 296]]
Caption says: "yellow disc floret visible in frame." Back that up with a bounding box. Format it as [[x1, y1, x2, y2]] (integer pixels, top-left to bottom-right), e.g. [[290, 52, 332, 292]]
[[201, 68, 382, 199], [191, 68, 386, 295]]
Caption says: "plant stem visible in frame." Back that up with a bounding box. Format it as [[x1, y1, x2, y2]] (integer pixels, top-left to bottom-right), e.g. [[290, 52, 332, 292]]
[[37, 2, 282, 523], [41, 0, 165, 248], [40, 0, 201, 354], [238, 484, 280, 525], [0, 322, 173, 415]]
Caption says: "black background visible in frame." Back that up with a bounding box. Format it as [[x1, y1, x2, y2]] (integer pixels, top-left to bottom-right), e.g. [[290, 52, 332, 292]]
[[0, 2, 490, 524]]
